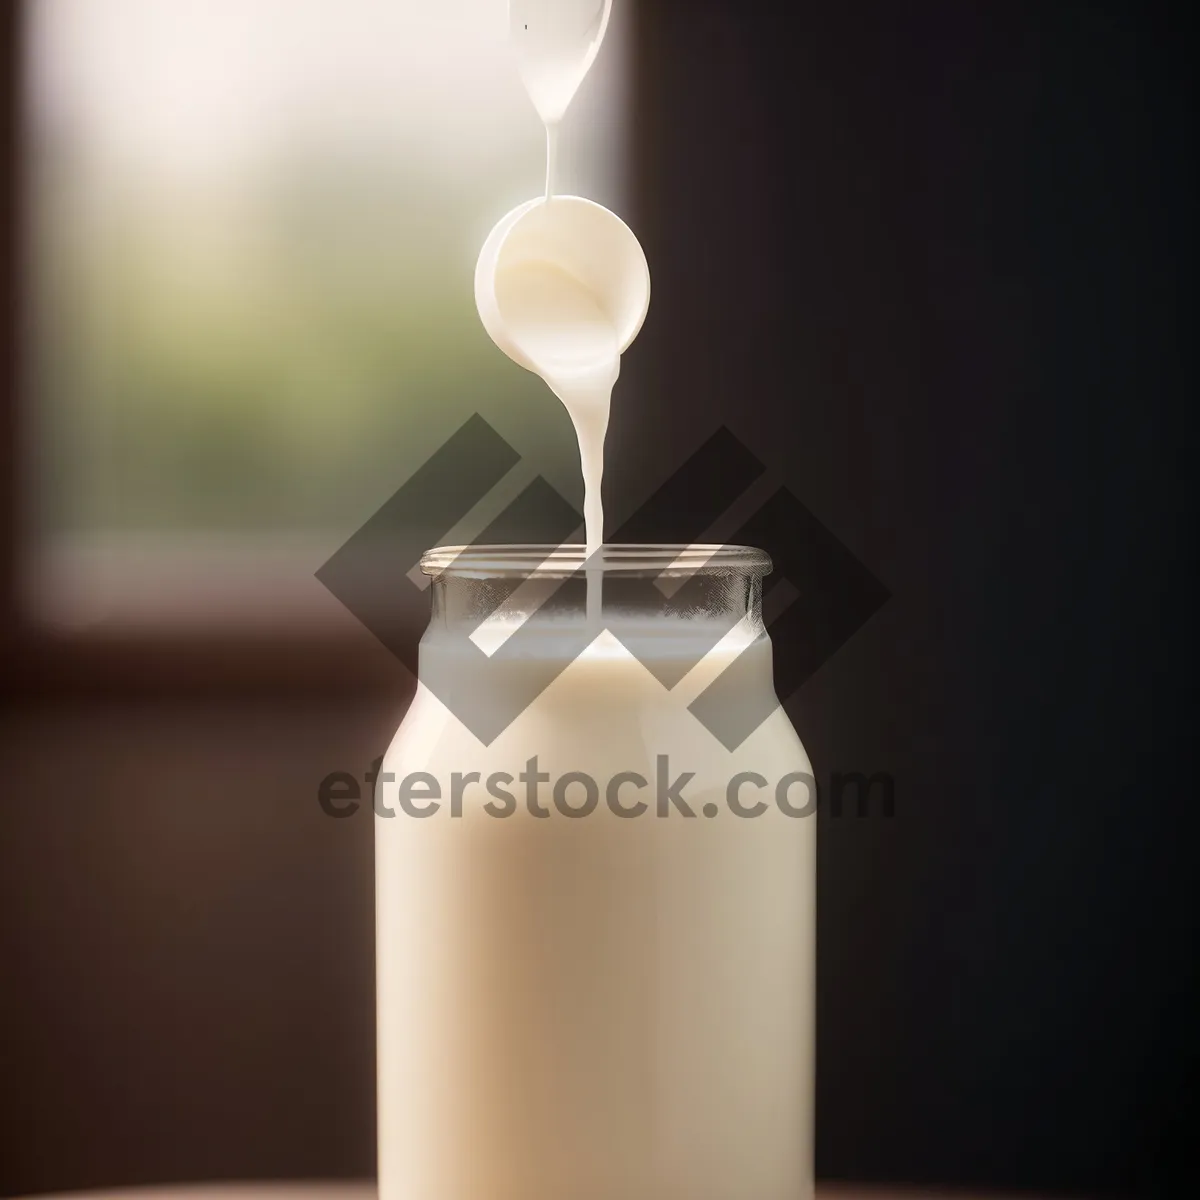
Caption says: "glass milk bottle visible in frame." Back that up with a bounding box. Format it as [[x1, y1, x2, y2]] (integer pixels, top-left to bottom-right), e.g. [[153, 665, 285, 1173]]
[[376, 545, 815, 1200]]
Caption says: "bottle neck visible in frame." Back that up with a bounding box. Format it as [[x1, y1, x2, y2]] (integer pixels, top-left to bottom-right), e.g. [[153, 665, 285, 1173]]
[[428, 569, 764, 635]]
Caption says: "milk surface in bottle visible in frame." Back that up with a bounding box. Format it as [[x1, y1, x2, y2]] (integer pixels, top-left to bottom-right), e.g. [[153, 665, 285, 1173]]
[[375, 5, 815, 1198]]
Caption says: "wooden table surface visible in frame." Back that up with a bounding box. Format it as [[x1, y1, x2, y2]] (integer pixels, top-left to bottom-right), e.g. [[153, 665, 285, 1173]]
[[20, 1184, 1067, 1200]]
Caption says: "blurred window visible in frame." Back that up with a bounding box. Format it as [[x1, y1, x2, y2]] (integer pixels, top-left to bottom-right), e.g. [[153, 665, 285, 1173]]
[[25, 0, 628, 630]]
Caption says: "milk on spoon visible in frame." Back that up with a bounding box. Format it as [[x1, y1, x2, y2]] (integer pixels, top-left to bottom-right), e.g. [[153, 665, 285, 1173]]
[[476, 194, 648, 557]]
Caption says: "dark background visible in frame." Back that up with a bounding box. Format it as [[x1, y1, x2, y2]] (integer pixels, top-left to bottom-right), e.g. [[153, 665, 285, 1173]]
[[1, 1, 1196, 1198]]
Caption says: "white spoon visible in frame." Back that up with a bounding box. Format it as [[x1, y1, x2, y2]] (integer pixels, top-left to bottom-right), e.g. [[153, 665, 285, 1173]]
[[475, 193, 649, 559], [474, 194, 649, 384]]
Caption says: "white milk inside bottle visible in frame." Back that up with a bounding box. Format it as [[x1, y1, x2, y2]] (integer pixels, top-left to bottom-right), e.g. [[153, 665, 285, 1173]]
[[376, 549, 815, 1200]]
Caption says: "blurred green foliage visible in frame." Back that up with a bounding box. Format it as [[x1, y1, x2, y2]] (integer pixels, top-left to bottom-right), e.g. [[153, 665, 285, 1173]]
[[33, 160, 570, 535]]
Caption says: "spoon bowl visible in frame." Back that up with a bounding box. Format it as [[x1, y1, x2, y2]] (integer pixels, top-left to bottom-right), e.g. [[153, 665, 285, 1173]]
[[474, 194, 650, 378]]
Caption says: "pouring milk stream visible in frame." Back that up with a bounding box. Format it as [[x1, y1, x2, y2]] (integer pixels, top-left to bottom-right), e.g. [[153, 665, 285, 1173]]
[[476, 0, 648, 568]]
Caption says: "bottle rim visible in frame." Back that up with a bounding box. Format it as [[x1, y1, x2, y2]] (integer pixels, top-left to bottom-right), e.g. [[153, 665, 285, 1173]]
[[419, 543, 773, 578]]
